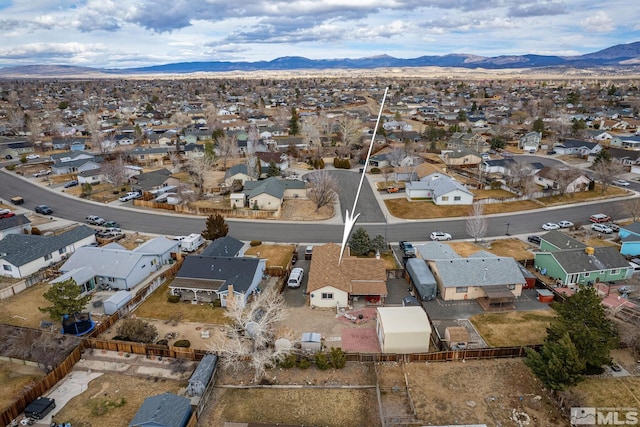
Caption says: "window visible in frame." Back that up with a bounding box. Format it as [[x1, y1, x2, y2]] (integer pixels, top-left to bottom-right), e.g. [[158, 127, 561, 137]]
[[508, 284, 516, 290], [455, 287, 468, 293], [59, 247, 66, 254], [44, 254, 52, 261], [611, 269, 618, 275], [583, 272, 590, 278], [321, 292, 334, 300], [3, 265, 11, 271], [454, 196, 461, 201], [441, 196, 449, 201]]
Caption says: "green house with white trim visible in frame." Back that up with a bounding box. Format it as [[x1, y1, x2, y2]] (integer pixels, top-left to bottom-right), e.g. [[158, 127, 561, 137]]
[[534, 231, 630, 287]]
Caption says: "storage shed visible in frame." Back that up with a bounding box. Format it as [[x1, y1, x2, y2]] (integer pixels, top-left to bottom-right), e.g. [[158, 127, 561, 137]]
[[103, 290, 132, 315], [129, 393, 191, 427], [24, 397, 56, 420], [518, 264, 537, 289], [301, 332, 322, 352], [444, 326, 469, 350], [376, 307, 431, 354], [405, 258, 437, 301], [187, 354, 218, 397]]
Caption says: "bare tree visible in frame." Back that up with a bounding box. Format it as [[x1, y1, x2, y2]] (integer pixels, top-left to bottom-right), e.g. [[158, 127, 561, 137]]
[[217, 134, 239, 170], [306, 170, 339, 212], [302, 119, 321, 152], [387, 146, 405, 167], [337, 116, 361, 147], [187, 151, 215, 197], [84, 111, 107, 153], [549, 167, 580, 198], [592, 159, 626, 194], [171, 111, 192, 151], [101, 154, 128, 188], [208, 286, 292, 381], [465, 202, 488, 243]]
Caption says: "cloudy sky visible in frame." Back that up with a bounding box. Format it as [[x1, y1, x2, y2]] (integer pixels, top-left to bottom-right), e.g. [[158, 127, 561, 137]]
[[0, 0, 638, 69]]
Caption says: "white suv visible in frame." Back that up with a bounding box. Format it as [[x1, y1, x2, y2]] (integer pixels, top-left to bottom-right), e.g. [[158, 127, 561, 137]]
[[287, 267, 304, 288], [430, 231, 452, 241], [591, 223, 613, 234]]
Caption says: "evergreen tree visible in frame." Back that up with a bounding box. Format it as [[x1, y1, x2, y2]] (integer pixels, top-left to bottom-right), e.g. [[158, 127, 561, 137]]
[[371, 235, 387, 253], [525, 333, 585, 391], [39, 279, 92, 320], [349, 227, 371, 255], [201, 214, 229, 240], [289, 107, 300, 135], [532, 118, 545, 134], [267, 161, 281, 177]]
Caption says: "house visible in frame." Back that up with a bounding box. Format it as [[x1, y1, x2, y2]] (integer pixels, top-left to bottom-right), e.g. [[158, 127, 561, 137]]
[[617, 222, 640, 256], [480, 158, 517, 175], [256, 151, 289, 171], [307, 243, 387, 308], [224, 163, 254, 187], [534, 167, 591, 193], [440, 148, 482, 168], [427, 254, 526, 308], [200, 236, 245, 257], [129, 393, 191, 427], [376, 306, 431, 354], [77, 168, 105, 185], [0, 214, 31, 240], [404, 172, 474, 205], [518, 131, 542, 152], [447, 132, 486, 151], [0, 225, 96, 279], [128, 146, 173, 166], [128, 168, 174, 192], [553, 139, 601, 157], [50, 151, 103, 175], [240, 177, 305, 211], [53, 237, 178, 293], [169, 255, 266, 307], [534, 233, 630, 286]]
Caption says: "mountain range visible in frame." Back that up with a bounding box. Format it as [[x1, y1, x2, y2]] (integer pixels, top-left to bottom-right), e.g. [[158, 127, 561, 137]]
[[1, 41, 640, 77]]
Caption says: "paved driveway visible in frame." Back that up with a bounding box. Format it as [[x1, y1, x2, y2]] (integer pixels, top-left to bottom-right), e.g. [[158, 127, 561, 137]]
[[327, 169, 386, 223]]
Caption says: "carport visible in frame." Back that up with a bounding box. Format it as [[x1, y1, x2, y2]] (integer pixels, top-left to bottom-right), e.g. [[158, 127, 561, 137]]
[[477, 286, 515, 310]]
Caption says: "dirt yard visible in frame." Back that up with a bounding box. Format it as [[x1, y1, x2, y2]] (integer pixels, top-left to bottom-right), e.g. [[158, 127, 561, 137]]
[[0, 361, 44, 411], [470, 310, 557, 347]]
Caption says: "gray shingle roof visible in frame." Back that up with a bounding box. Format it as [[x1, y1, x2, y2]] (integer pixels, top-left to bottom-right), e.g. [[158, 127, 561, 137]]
[[176, 256, 260, 293], [417, 242, 461, 260], [243, 177, 285, 199], [541, 230, 586, 250], [549, 246, 629, 273], [0, 225, 94, 267], [129, 168, 172, 190], [129, 393, 191, 427], [0, 213, 31, 231], [432, 257, 526, 288], [200, 236, 244, 257], [224, 163, 248, 179], [621, 222, 640, 235]]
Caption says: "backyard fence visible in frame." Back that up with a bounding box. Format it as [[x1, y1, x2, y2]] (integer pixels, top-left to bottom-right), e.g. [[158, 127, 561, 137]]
[[133, 199, 280, 219]]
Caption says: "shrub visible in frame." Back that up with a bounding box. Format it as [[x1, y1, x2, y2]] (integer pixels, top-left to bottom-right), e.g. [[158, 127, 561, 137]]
[[490, 180, 502, 190], [370, 167, 381, 174], [297, 357, 311, 369], [5, 164, 15, 171], [315, 352, 330, 370], [330, 347, 347, 369], [173, 339, 191, 348], [121, 187, 127, 192], [167, 294, 180, 303], [212, 299, 222, 307], [279, 353, 297, 369], [30, 227, 41, 235], [156, 339, 169, 346], [250, 240, 262, 246]]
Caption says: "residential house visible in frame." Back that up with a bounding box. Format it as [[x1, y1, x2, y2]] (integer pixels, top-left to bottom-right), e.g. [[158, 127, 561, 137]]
[[0, 137, 34, 159], [553, 139, 601, 157], [518, 131, 542, 152], [53, 237, 178, 293], [128, 146, 172, 166], [440, 148, 482, 169], [50, 151, 103, 175], [128, 168, 174, 192], [0, 214, 32, 240], [606, 147, 640, 166], [427, 255, 526, 308], [224, 163, 254, 187], [169, 255, 266, 307], [534, 233, 630, 286], [77, 168, 106, 185], [256, 151, 289, 172], [182, 142, 206, 160], [481, 158, 517, 176], [307, 243, 387, 308], [621, 135, 640, 150], [447, 132, 487, 151], [241, 177, 306, 211], [376, 306, 431, 353], [0, 225, 96, 279], [534, 166, 591, 193], [129, 393, 191, 427], [404, 172, 474, 205], [618, 222, 640, 256], [200, 236, 245, 257]]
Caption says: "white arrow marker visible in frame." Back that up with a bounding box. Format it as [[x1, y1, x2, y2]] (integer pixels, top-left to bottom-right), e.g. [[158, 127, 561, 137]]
[[339, 87, 389, 264]]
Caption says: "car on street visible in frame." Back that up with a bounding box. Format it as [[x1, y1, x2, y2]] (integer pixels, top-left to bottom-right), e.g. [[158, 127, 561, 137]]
[[64, 180, 78, 188], [558, 220, 574, 228], [541, 223, 560, 230], [26, 154, 40, 160], [430, 231, 452, 241], [546, 150, 557, 155], [86, 215, 105, 225], [0, 209, 15, 219], [612, 179, 631, 187], [399, 241, 416, 256], [527, 235, 541, 245], [591, 223, 613, 234], [590, 213, 612, 223], [34, 205, 53, 215], [119, 191, 141, 202], [103, 221, 120, 228]]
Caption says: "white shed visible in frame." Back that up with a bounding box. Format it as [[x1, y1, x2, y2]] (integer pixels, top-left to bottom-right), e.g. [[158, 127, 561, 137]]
[[103, 290, 132, 315], [301, 332, 322, 353], [376, 306, 431, 354]]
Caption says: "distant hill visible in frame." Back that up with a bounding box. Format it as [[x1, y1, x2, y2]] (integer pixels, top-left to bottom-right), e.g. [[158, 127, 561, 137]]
[[1, 41, 640, 77]]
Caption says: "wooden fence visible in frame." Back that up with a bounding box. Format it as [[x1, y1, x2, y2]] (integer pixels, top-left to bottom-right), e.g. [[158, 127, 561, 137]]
[[344, 345, 541, 363], [133, 199, 280, 219]]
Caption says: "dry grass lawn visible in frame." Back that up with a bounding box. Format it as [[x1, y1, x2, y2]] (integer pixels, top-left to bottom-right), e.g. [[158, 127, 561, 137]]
[[133, 281, 229, 324], [0, 362, 45, 411], [486, 238, 535, 260], [447, 241, 485, 257], [52, 373, 184, 427], [0, 282, 54, 328], [471, 188, 515, 199], [244, 243, 296, 268], [537, 184, 628, 205], [280, 199, 334, 221], [470, 310, 557, 347], [385, 199, 540, 219]]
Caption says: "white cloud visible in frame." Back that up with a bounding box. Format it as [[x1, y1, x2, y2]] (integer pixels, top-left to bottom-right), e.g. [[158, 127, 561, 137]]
[[581, 11, 615, 33]]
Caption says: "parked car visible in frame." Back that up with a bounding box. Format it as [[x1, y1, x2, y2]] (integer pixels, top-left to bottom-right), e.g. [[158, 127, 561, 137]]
[[612, 179, 631, 187], [527, 235, 541, 245], [546, 150, 557, 155], [589, 213, 612, 223], [611, 364, 622, 372], [606, 222, 620, 232], [399, 241, 416, 256], [304, 245, 313, 260], [591, 223, 613, 234], [0, 209, 15, 219], [26, 154, 40, 160], [119, 191, 141, 202], [541, 223, 560, 230], [10, 196, 24, 205], [430, 231, 452, 241], [34, 205, 53, 215], [86, 215, 105, 225], [103, 221, 120, 228], [386, 186, 399, 193], [558, 220, 574, 228], [287, 267, 304, 288], [64, 179, 79, 188], [32, 169, 51, 177]]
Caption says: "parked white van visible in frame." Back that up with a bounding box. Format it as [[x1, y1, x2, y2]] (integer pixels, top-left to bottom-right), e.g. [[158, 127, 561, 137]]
[[180, 233, 204, 252], [287, 267, 304, 288]]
